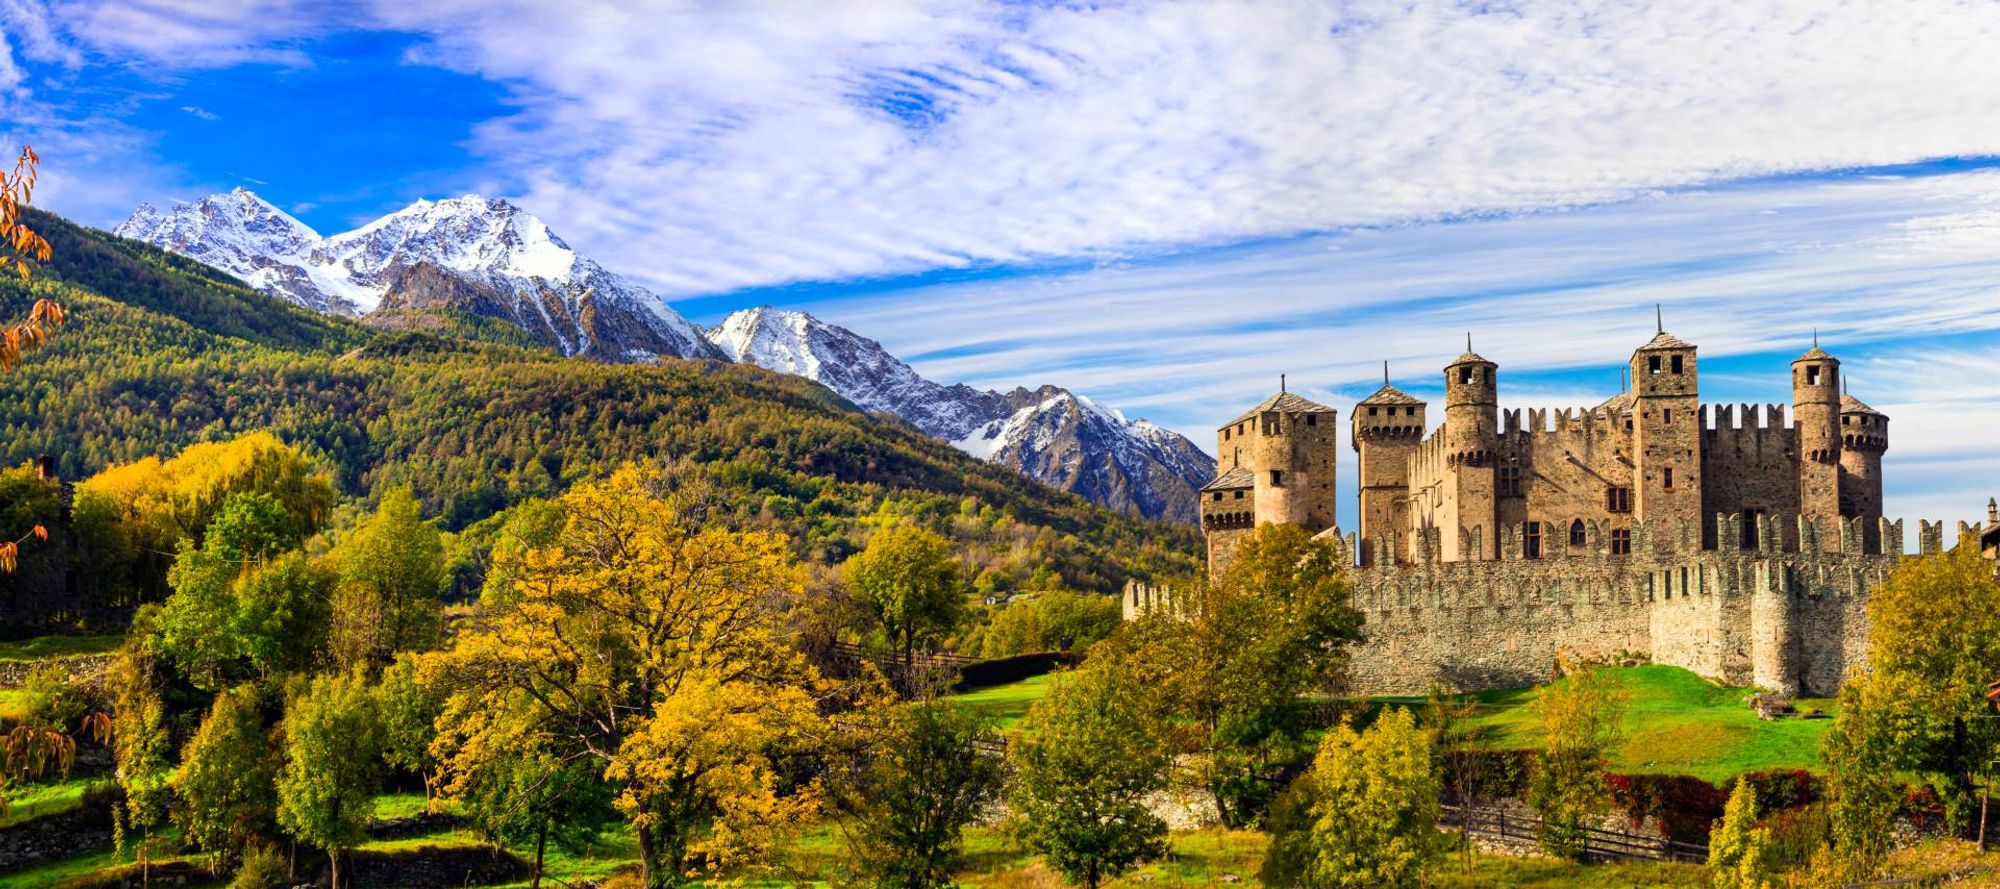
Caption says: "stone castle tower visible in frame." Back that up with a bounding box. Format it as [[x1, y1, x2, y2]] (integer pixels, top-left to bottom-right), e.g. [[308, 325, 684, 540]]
[[1199, 384, 1338, 571], [1159, 326, 1956, 697]]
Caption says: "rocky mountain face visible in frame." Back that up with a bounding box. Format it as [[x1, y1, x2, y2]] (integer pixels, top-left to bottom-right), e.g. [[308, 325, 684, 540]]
[[114, 189, 719, 361], [708, 307, 1214, 523]]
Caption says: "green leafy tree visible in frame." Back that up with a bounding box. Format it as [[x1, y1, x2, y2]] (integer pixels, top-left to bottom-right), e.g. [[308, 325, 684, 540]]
[[330, 486, 444, 671], [846, 698, 1007, 889], [845, 524, 965, 664], [276, 669, 383, 889], [1127, 523, 1363, 826], [176, 684, 280, 869], [229, 551, 334, 676], [1264, 707, 1444, 889], [1526, 659, 1626, 859], [109, 606, 174, 882], [202, 491, 299, 566], [1008, 657, 1169, 889], [967, 589, 1121, 659], [1814, 674, 1902, 878], [155, 539, 240, 688], [462, 739, 617, 889], [376, 653, 442, 802], [1708, 779, 1775, 889]]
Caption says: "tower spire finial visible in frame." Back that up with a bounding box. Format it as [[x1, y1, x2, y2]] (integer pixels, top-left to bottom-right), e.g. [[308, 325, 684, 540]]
[[1280, 373, 1286, 394], [1813, 327, 1819, 348], [1656, 303, 1663, 334], [1383, 360, 1390, 385], [1466, 332, 1472, 352]]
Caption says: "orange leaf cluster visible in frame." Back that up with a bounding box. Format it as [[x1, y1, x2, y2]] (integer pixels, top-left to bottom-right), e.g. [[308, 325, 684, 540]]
[[0, 145, 52, 281]]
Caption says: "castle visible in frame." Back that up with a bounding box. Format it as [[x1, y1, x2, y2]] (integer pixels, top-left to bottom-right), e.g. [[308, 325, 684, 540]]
[[1128, 327, 1988, 697]]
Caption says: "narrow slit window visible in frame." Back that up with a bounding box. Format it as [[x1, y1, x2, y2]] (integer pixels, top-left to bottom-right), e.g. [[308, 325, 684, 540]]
[[1525, 522, 1543, 559]]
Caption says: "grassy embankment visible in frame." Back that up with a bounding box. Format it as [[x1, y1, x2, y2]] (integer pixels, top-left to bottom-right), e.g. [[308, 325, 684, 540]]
[[1415, 664, 1837, 784]]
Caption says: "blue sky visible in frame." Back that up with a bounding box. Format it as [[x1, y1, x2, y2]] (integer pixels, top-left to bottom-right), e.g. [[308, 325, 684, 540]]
[[3, 1, 1999, 528]]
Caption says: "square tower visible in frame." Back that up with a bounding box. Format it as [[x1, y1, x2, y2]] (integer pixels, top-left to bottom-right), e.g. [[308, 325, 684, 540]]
[[1630, 331, 1702, 536]]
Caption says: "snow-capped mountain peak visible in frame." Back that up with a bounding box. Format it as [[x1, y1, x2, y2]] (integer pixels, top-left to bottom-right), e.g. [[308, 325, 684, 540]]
[[706, 308, 1214, 522], [114, 190, 718, 360]]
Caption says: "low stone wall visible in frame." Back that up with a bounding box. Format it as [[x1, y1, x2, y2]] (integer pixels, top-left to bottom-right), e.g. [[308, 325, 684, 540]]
[[0, 795, 115, 873], [342, 845, 529, 888], [0, 653, 115, 688]]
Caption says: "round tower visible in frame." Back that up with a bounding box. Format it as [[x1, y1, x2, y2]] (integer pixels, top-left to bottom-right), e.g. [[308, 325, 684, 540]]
[[1838, 392, 1888, 551], [1352, 369, 1427, 567], [1792, 344, 1842, 549], [1443, 345, 1499, 559]]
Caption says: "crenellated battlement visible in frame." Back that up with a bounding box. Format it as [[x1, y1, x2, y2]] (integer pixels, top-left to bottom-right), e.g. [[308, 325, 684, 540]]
[[1702, 403, 1790, 432]]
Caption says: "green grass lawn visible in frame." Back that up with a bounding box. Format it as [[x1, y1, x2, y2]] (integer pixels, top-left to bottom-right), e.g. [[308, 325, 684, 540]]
[[1382, 665, 1836, 784], [1431, 852, 1707, 888], [947, 673, 1054, 732], [0, 635, 124, 663], [0, 776, 106, 829]]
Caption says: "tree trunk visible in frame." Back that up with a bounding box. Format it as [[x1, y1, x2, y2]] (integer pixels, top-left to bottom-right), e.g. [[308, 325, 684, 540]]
[[329, 849, 340, 889], [637, 823, 656, 888], [533, 822, 547, 889]]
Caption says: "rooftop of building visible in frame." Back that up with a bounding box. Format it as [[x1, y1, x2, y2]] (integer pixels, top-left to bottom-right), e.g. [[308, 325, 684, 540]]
[[1202, 466, 1254, 492], [1358, 382, 1424, 406], [1635, 330, 1694, 351], [1226, 390, 1335, 426], [1840, 393, 1883, 416]]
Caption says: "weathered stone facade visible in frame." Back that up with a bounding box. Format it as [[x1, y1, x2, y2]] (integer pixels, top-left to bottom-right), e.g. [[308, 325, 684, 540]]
[[1153, 330, 1986, 697]]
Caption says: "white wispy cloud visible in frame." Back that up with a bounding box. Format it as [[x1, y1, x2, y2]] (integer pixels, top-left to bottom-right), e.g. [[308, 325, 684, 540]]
[[53, 0, 323, 69], [361, 0, 2000, 299], [776, 168, 2000, 528]]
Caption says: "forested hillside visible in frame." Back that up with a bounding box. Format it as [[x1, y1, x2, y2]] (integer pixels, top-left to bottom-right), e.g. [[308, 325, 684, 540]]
[[0, 210, 1199, 612]]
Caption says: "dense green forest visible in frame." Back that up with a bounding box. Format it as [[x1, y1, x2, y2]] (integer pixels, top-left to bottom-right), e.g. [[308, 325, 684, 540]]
[[0, 209, 1198, 627]]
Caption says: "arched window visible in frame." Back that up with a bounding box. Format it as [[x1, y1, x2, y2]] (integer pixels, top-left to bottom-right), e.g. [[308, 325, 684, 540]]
[[1570, 520, 1587, 548]]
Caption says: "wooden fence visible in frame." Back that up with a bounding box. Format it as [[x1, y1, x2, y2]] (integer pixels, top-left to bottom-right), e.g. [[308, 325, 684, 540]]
[[1439, 803, 1710, 864]]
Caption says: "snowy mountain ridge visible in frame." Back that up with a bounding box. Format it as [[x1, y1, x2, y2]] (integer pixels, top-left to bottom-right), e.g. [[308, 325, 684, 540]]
[[114, 189, 718, 360], [707, 307, 1214, 523]]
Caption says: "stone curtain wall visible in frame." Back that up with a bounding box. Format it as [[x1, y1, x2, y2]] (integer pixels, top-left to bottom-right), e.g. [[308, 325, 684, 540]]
[[1346, 556, 1654, 694], [1136, 514, 1941, 697], [1335, 514, 1907, 696]]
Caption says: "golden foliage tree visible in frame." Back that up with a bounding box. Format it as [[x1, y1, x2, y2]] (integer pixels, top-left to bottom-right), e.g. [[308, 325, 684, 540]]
[[1527, 658, 1627, 859], [1265, 707, 1444, 889], [425, 465, 837, 888]]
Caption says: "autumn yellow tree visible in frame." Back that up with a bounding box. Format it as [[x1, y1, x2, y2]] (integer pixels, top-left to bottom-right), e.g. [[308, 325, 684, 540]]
[[424, 465, 837, 888]]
